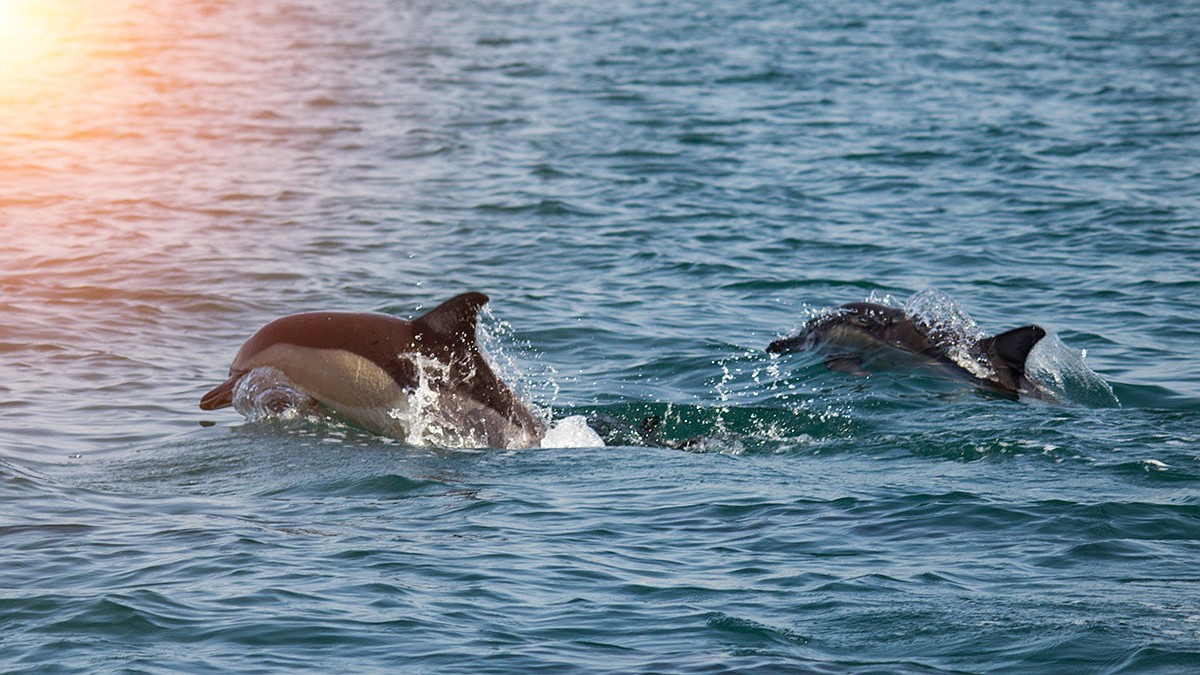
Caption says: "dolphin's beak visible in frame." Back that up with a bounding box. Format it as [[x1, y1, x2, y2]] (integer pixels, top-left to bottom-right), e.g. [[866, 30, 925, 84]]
[[199, 374, 242, 410]]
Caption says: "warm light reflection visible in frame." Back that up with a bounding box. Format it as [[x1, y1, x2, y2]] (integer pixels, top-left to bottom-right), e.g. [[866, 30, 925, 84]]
[[0, 0, 96, 111], [0, 0, 124, 147], [0, 0, 56, 74]]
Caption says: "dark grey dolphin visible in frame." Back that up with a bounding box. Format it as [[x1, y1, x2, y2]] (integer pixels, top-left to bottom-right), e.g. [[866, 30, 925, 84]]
[[200, 292, 546, 448], [766, 302, 1048, 398]]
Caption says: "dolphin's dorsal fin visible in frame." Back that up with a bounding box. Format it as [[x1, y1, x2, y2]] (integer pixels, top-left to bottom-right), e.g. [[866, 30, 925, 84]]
[[413, 291, 489, 346], [984, 325, 1046, 372]]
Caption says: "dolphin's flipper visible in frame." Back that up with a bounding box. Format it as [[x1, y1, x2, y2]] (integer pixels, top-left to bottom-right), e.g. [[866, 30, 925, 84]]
[[825, 356, 870, 377], [982, 325, 1046, 373]]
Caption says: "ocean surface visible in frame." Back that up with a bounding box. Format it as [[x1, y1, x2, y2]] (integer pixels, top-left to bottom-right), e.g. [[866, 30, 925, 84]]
[[2, 0, 1199, 672]]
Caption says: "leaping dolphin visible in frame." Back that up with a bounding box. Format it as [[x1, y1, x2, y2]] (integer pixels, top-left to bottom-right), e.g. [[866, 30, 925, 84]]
[[199, 292, 547, 448], [766, 302, 1048, 399]]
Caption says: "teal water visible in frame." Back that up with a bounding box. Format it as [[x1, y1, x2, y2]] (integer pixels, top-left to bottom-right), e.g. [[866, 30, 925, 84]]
[[2, 0, 1199, 672]]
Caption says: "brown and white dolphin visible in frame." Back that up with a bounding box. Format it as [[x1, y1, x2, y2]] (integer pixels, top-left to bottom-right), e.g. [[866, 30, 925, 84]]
[[766, 302, 1048, 399], [199, 292, 547, 448]]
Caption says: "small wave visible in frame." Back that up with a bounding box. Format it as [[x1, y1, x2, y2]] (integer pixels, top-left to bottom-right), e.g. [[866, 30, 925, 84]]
[[705, 611, 811, 646], [40, 592, 187, 637], [262, 473, 453, 500], [473, 198, 600, 217]]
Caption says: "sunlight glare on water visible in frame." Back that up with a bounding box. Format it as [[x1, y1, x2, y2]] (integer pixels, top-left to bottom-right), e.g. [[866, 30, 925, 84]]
[[0, 0, 95, 108], [0, 0, 57, 79]]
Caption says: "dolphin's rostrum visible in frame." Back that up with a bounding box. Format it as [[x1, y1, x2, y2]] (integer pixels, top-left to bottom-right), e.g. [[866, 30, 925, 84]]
[[767, 301, 1048, 399], [199, 292, 546, 448]]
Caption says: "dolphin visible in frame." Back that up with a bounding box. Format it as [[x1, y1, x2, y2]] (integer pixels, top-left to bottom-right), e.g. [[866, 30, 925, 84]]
[[766, 302, 1048, 399], [199, 292, 547, 448]]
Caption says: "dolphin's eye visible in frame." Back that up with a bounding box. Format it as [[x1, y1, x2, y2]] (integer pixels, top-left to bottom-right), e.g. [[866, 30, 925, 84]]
[[852, 315, 872, 327]]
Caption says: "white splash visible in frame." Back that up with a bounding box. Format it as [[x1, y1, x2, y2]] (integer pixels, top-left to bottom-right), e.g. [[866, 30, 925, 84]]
[[904, 288, 995, 381], [540, 415, 605, 448], [231, 366, 319, 420], [904, 288, 986, 340], [385, 353, 492, 449], [477, 306, 560, 419], [1024, 331, 1119, 406]]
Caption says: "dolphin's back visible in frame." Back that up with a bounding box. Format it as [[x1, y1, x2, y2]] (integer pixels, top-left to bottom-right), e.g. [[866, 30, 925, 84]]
[[232, 312, 416, 381]]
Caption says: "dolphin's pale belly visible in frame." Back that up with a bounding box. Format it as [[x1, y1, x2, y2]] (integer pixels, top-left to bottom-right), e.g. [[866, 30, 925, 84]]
[[236, 344, 405, 412], [234, 344, 412, 437]]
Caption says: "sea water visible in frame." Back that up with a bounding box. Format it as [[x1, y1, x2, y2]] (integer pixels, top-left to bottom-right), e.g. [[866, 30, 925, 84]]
[[2, 0, 1199, 672]]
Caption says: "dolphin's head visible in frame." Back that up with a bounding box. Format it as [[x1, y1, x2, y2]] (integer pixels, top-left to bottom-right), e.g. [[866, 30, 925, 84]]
[[767, 303, 907, 354]]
